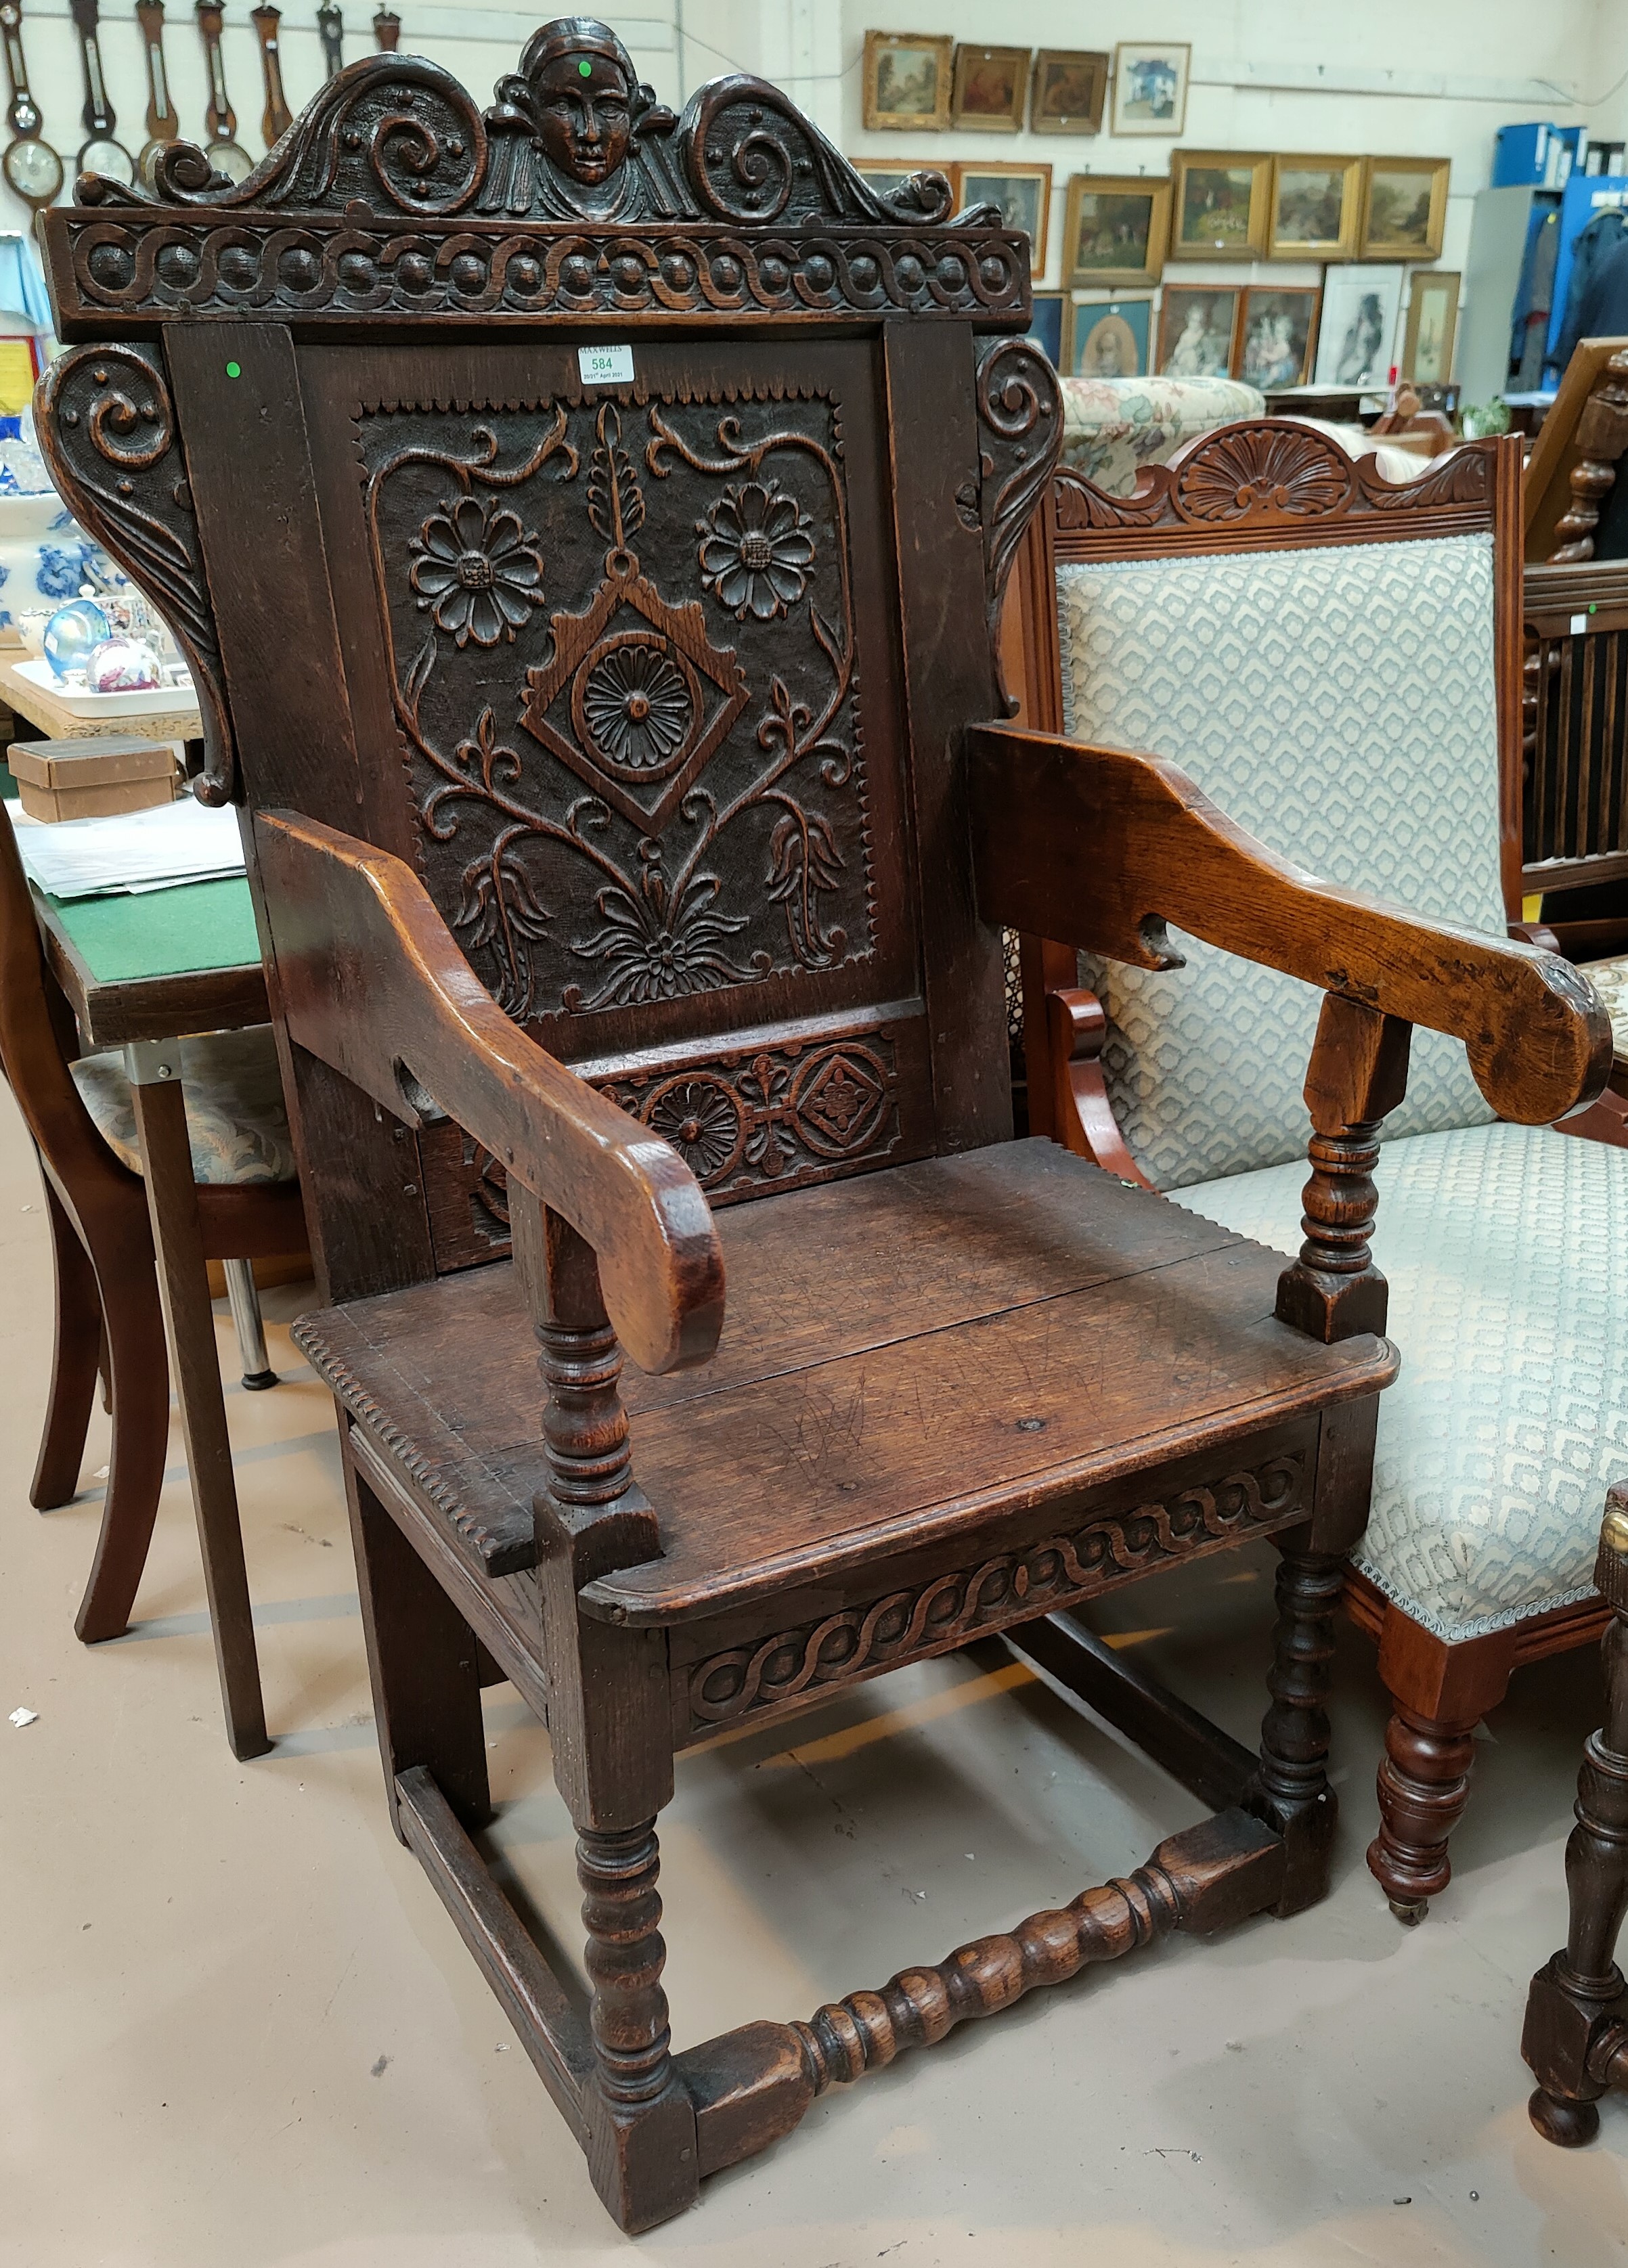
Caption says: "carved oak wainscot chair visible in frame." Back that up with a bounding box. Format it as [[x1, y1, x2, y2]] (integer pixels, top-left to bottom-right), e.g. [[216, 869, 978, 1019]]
[[1011, 417, 1628, 1922], [36, 26, 1607, 2229]]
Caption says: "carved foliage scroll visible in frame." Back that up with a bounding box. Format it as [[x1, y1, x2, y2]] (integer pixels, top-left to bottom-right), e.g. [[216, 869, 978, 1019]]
[[36, 342, 235, 802], [973, 335, 1062, 711], [361, 386, 873, 1028]]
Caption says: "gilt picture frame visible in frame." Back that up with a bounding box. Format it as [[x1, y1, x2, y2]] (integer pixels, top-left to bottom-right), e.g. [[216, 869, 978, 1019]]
[[1401, 269, 1461, 384], [1236, 285, 1322, 390], [1268, 155, 1363, 260], [1062, 173, 1170, 289], [1170, 150, 1272, 260], [950, 44, 1030, 132], [1030, 49, 1109, 135], [954, 162, 1051, 271], [1071, 296, 1152, 378], [1359, 157, 1450, 259], [1156, 285, 1241, 378], [862, 32, 954, 133]]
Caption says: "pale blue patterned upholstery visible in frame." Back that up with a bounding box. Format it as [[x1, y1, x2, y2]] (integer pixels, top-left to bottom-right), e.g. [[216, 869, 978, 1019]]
[[1057, 533, 1505, 1191], [1581, 952, 1628, 1057], [1181, 1124, 1628, 1640], [72, 1026, 297, 1186]]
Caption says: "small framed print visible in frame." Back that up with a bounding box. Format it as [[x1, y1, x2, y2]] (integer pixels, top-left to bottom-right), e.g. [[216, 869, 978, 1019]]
[[1111, 43, 1189, 136], [1072, 296, 1151, 378], [1156, 285, 1241, 378], [1401, 270, 1461, 385], [951, 44, 1029, 133], [1236, 286, 1321, 390], [1359, 157, 1450, 259], [1026, 292, 1067, 368], [1268, 155, 1362, 259], [1030, 49, 1108, 135], [1062, 173, 1171, 289], [1170, 151, 1271, 260], [954, 162, 1051, 271], [862, 32, 953, 133], [1314, 263, 1405, 386]]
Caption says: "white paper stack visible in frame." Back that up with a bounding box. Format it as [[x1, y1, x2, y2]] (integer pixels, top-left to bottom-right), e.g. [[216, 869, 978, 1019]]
[[7, 795, 245, 899]]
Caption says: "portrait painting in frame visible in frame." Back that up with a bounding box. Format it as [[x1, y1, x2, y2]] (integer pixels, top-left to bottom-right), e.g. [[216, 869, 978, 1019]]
[[955, 162, 1051, 271], [951, 44, 1030, 132], [1112, 43, 1190, 135], [863, 31, 954, 132], [1268, 155, 1362, 259], [1062, 173, 1170, 289], [1030, 49, 1108, 134], [1314, 264, 1405, 387], [1360, 158, 1449, 259], [1237, 286, 1321, 390], [1072, 296, 1151, 378], [1171, 151, 1271, 259], [1156, 286, 1241, 378]]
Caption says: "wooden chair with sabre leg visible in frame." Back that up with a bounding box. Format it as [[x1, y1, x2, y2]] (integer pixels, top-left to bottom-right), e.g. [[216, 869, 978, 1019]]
[[35, 24, 1608, 2228], [0, 804, 305, 1743], [1008, 417, 1628, 1923]]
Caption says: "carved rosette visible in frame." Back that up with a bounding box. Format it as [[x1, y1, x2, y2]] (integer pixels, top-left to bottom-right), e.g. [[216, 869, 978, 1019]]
[[36, 343, 235, 802], [684, 1452, 1308, 1733]]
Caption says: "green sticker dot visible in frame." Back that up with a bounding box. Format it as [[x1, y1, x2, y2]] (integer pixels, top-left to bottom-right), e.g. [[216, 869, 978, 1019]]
[[578, 58, 592, 76], [225, 360, 242, 378]]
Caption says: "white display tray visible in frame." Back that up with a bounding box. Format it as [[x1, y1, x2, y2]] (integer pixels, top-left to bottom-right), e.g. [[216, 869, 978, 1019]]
[[14, 653, 196, 718]]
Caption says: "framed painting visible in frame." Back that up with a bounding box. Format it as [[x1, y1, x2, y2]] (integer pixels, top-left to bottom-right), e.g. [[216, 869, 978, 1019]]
[[951, 44, 1030, 132], [954, 162, 1051, 270], [1026, 292, 1067, 368], [1171, 151, 1271, 260], [862, 32, 953, 132], [1268, 155, 1363, 259], [1401, 270, 1461, 385], [1156, 285, 1241, 378], [1072, 296, 1152, 378], [1062, 173, 1171, 288], [1236, 285, 1321, 390], [851, 156, 948, 205], [1111, 43, 1189, 136], [1313, 264, 1405, 387], [1030, 49, 1108, 134], [1359, 157, 1449, 259]]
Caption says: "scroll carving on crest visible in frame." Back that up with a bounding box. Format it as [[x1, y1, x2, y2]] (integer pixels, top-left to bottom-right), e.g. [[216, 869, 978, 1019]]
[[973, 334, 1063, 711], [36, 342, 236, 803], [51, 18, 1027, 330], [361, 382, 873, 1028]]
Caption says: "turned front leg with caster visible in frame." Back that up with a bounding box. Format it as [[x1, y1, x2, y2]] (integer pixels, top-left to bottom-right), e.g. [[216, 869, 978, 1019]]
[[1523, 1491, 1628, 2144]]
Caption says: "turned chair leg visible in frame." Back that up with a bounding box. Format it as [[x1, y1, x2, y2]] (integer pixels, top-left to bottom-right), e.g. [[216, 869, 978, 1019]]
[[1366, 1612, 1515, 1924], [30, 1179, 101, 1513], [1524, 1498, 1628, 2144], [1251, 1532, 1344, 1915]]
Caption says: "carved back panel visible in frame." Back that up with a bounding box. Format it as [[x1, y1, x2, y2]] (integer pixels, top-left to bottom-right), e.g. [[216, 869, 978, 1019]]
[[37, 22, 1060, 1297]]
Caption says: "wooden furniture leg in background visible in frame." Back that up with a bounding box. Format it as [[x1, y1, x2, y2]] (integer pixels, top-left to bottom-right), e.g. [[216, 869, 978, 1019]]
[[126, 1040, 269, 1760], [1524, 1492, 1628, 2143], [1367, 1609, 1516, 1924]]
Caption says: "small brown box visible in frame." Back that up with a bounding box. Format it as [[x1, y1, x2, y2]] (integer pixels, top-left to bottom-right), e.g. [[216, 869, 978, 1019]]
[[7, 735, 178, 823]]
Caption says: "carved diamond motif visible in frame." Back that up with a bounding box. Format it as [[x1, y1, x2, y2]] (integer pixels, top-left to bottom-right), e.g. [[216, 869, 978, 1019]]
[[795, 1047, 887, 1155]]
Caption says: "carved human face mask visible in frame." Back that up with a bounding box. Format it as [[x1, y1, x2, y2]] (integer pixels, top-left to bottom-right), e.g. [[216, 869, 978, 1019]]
[[535, 52, 631, 185]]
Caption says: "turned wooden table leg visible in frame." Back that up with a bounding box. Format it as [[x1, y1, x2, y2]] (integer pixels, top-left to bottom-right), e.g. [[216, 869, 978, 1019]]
[[1251, 1535, 1344, 1915], [1524, 1494, 1628, 2143]]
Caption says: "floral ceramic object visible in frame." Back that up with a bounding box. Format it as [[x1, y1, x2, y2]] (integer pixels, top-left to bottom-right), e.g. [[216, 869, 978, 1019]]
[[1057, 374, 1263, 496]]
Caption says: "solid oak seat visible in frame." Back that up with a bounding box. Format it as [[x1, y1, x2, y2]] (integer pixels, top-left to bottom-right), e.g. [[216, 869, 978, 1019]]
[[294, 1140, 1396, 1624]]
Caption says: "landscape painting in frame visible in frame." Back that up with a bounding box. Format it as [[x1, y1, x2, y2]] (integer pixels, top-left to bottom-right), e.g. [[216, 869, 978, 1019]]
[[1269, 155, 1362, 259], [1237, 286, 1321, 389], [951, 43, 1030, 132], [1063, 173, 1170, 288], [863, 31, 954, 131], [1360, 158, 1449, 259], [1112, 42, 1189, 135], [1172, 151, 1271, 259], [1072, 297, 1151, 378], [1030, 49, 1108, 134], [956, 162, 1051, 269]]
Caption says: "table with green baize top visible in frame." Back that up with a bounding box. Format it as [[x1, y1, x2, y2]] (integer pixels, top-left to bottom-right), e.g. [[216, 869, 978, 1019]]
[[30, 864, 286, 1756]]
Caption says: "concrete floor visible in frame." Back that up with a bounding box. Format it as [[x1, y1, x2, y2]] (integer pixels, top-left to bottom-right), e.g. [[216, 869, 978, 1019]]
[[2, 1081, 1626, 2268]]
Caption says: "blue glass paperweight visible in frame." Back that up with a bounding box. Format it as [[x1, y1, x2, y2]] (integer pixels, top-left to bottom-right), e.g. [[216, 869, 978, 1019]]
[[42, 598, 111, 682]]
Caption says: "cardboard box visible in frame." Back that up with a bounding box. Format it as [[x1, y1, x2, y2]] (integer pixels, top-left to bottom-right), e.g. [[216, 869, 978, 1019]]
[[7, 735, 178, 823]]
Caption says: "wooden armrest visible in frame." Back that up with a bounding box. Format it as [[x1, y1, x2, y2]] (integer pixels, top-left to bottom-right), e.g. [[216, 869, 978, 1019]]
[[969, 724, 1611, 1126], [255, 811, 724, 1376]]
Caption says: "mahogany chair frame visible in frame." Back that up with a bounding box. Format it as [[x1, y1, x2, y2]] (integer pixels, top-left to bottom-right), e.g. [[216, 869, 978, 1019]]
[[1007, 420, 1620, 1920], [33, 28, 1608, 2226], [0, 805, 305, 1741]]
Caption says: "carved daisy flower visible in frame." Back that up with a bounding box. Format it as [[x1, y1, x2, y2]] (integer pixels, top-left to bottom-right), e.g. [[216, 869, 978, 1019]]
[[697, 479, 816, 621], [410, 495, 544, 648]]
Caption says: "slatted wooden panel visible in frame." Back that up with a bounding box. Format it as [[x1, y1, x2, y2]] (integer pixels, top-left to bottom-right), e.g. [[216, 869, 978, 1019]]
[[1524, 564, 1628, 895]]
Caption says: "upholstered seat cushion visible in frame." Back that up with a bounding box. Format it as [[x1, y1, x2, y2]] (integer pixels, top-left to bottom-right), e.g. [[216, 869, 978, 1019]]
[[71, 1025, 296, 1186], [1058, 376, 1264, 496], [1182, 1121, 1628, 1641], [1057, 531, 1508, 1189], [1581, 953, 1628, 1058]]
